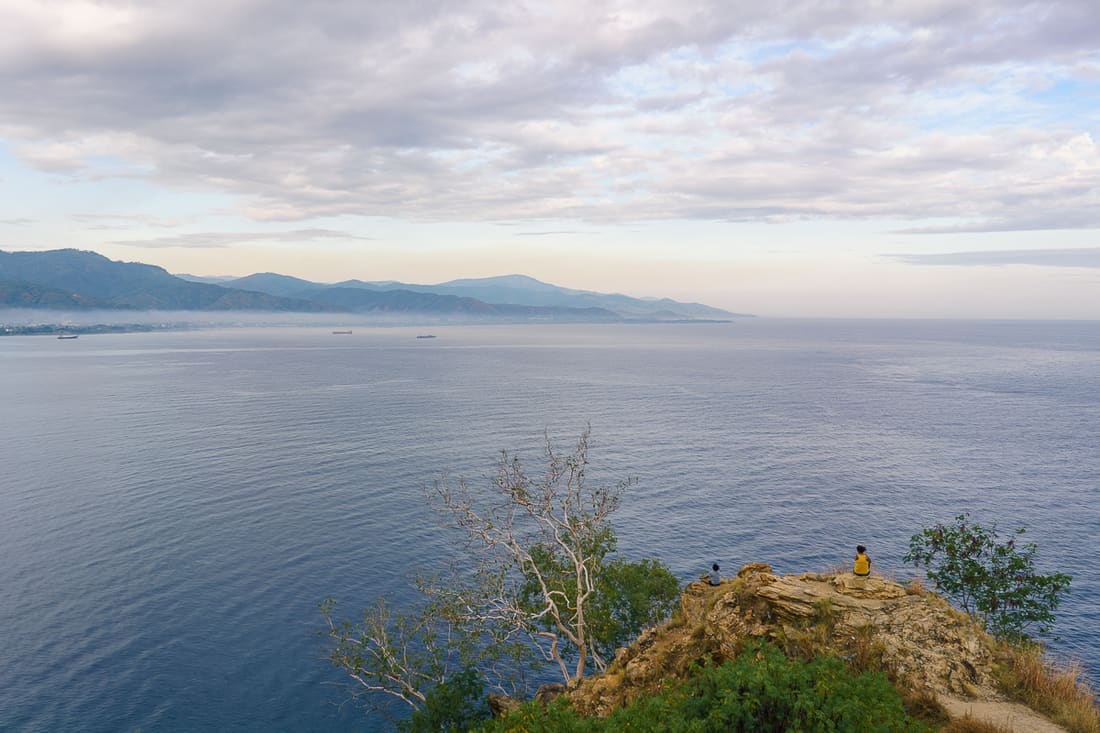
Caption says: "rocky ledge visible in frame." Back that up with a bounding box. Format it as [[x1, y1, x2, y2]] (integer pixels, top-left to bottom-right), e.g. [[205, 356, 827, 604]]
[[568, 563, 1005, 718]]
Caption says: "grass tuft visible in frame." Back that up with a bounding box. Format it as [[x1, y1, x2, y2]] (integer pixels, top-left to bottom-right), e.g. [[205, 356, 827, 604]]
[[994, 642, 1100, 733], [844, 623, 887, 675], [938, 715, 1011, 733], [899, 687, 949, 727]]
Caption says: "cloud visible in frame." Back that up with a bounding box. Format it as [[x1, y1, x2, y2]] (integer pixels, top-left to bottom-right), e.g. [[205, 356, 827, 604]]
[[110, 228, 373, 248], [514, 230, 591, 236], [1, 217, 34, 225], [1, 1, 1098, 230], [70, 213, 182, 230], [888, 247, 1100, 268]]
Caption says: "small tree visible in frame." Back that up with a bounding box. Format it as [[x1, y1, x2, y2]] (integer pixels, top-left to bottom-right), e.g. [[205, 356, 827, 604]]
[[904, 513, 1071, 643], [323, 427, 680, 720]]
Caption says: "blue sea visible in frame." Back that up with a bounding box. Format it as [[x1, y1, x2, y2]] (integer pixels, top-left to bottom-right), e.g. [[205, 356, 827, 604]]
[[1, 320, 1097, 731]]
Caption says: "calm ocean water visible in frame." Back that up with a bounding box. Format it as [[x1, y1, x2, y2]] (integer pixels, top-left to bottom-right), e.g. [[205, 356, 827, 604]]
[[1, 320, 1097, 731]]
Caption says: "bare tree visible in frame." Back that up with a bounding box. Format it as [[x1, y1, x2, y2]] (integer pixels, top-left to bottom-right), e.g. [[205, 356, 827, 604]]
[[320, 597, 448, 715], [321, 427, 680, 721], [428, 426, 624, 684]]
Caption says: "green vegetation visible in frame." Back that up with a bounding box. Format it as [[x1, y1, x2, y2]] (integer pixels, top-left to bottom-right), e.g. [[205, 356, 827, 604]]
[[397, 667, 489, 733], [324, 460, 1096, 732], [480, 641, 928, 732], [903, 514, 1098, 732], [904, 513, 1071, 643]]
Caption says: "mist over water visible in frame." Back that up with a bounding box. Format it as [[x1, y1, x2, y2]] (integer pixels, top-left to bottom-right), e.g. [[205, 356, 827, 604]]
[[2, 320, 1097, 731]]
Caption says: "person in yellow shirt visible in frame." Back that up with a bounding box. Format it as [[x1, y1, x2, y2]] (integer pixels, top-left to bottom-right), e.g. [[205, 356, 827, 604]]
[[853, 545, 871, 576]]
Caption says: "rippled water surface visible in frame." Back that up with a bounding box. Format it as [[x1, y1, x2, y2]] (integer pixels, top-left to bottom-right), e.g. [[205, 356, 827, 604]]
[[2, 320, 1098, 731]]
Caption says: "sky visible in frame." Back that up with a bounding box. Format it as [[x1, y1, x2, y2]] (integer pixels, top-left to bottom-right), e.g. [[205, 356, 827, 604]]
[[1, 0, 1099, 318]]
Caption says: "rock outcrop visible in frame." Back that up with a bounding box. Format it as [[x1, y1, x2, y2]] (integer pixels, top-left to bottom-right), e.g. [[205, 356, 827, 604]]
[[568, 563, 1003, 718]]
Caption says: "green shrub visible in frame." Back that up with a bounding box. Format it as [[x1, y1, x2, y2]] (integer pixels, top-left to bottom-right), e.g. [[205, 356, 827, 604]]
[[480, 641, 928, 732], [904, 513, 1071, 642], [398, 667, 489, 733]]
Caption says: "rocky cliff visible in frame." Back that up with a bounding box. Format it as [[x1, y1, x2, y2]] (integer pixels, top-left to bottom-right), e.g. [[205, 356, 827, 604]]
[[564, 563, 1070, 732]]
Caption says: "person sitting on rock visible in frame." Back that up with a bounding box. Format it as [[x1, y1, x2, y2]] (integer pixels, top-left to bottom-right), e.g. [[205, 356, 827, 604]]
[[709, 563, 721, 586], [853, 545, 871, 576]]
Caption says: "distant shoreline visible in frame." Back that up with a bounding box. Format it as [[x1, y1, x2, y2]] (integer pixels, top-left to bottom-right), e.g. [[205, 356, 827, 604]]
[[1, 318, 738, 336], [1, 323, 180, 337]]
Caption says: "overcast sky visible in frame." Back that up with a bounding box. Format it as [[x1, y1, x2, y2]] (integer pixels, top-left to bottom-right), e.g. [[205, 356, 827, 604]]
[[2, 0, 1099, 318]]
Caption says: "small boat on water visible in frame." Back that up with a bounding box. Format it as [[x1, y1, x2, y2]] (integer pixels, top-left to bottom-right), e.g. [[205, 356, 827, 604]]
[[57, 334, 79, 340], [416, 334, 436, 339], [332, 330, 352, 335]]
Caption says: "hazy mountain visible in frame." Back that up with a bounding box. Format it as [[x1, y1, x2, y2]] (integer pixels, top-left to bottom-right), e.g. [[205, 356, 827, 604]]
[[429, 274, 739, 319], [0, 279, 128, 310], [229, 272, 326, 298], [331, 279, 406, 290], [174, 273, 239, 284], [1, 249, 742, 322], [0, 250, 333, 312], [308, 287, 621, 320], [229, 272, 741, 320]]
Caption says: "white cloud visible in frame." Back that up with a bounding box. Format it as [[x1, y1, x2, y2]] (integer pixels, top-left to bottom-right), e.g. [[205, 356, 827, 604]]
[[109, 228, 373, 249], [0, 0, 1098, 232], [888, 247, 1100, 267]]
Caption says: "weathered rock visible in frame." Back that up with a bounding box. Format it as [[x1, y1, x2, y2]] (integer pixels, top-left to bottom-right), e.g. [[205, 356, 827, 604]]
[[832, 573, 908, 599], [534, 683, 567, 704], [737, 562, 774, 578], [489, 682, 571, 718], [488, 692, 523, 718], [749, 571, 994, 696], [568, 562, 1005, 718], [755, 573, 903, 626]]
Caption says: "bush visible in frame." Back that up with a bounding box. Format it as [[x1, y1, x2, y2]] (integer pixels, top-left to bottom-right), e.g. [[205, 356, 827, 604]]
[[397, 666, 489, 733], [904, 513, 1071, 642], [586, 557, 681, 656], [480, 641, 928, 732]]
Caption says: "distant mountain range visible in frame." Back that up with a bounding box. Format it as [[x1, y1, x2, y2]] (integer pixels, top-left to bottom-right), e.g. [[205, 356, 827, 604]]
[[1, 249, 744, 322]]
